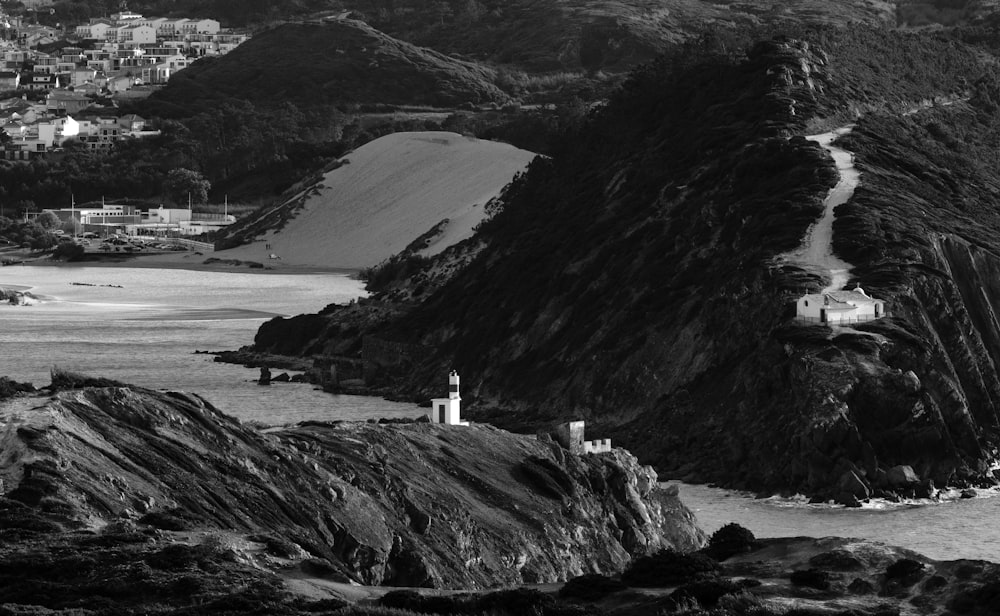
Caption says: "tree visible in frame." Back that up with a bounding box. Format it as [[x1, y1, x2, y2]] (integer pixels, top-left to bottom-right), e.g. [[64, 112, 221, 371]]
[[36, 210, 60, 229], [163, 168, 211, 206]]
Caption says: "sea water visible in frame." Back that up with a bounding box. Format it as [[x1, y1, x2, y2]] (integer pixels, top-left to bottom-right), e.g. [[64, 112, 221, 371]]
[[0, 265, 424, 424], [672, 481, 1000, 562]]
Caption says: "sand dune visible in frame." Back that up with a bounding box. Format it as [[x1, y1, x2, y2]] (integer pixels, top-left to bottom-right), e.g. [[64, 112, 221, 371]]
[[217, 132, 537, 270]]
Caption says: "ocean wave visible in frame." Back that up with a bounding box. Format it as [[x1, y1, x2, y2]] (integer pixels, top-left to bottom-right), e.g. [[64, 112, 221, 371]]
[[756, 485, 1000, 511]]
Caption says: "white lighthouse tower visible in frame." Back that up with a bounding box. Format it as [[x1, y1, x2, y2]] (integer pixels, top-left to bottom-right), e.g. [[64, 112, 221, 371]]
[[429, 370, 467, 426]]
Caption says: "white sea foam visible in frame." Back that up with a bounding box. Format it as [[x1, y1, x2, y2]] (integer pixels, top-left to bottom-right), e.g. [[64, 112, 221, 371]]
[[669, 481, 1000, 561]]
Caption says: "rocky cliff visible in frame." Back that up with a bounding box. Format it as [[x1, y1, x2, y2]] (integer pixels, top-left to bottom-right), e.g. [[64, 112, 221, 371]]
[[243, 29, 1000, 502], [0, 384, 702, 601]]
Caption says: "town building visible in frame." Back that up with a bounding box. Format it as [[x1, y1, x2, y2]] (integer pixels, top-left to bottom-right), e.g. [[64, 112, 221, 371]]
[[0, 70, 19, 89], [39, 203, 235, 237], [46, 89, 91, 115], [796, 286, 886, 325], [2, 114, 77, 159]]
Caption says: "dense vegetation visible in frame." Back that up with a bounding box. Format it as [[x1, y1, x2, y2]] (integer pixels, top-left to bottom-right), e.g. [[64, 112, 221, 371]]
[[0, 214, 58, 249], [148, 21, 508, 111]]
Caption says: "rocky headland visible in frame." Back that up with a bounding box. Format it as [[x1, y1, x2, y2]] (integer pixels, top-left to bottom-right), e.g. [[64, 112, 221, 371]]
[[0, 377, 704, 612], [2, 379, 999, 615], [232, 28, 1000, 505]]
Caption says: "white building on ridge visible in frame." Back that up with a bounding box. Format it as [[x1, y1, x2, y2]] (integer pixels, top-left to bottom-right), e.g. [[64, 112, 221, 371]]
[[796, 286, 886, 325]]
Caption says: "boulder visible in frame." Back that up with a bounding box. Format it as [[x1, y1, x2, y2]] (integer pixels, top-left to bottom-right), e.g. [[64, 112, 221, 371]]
[[838, 470, 870, 500], [960, 488, 976, 499], [835, 491, 862, 507], [914, 479, 936, 499], [258, 366, 271, 385], [886, 465, 919, 488]]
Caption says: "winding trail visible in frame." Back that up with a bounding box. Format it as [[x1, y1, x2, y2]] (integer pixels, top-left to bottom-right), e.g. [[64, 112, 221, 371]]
[[783, 126, 860, 293]]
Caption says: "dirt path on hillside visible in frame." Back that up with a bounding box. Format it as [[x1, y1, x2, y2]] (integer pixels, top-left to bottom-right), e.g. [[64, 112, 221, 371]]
[[783, 126, 859, 293]]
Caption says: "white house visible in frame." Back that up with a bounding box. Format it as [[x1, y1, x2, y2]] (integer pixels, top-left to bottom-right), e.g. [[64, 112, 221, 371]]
[[182, 19, 221, 35], [76, 21, 112, 41], [429, 370, 468, 426], [112, 24, 157, 46], [796, 286, 886, 325]]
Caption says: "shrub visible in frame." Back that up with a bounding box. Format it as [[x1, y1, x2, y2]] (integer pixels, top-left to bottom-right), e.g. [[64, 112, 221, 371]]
[[247, 533, 300, 558], [49, 367, 125, 391], [139, 511, 189, 531], [947, 580, 1000, 615], [477, 588, 553, 614], [379, 587, 553, 615], [667, 578, 749, 609], [0, 376, 35, 400], [51, 242, 85, 261], [885, 558, 925, 580], [808, 549, 863, 571], [145, 543, 221, 572], [621, 550, 720, 587], [559, 573, 626, 600], [301, 597, 350, 612], [379, 589, 468, 614], [704, 523, 757, 560], [790, 568, 830, 590]]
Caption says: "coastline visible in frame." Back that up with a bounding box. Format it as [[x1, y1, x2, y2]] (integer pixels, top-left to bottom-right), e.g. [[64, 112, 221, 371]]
[[3, 250, 361, 276]]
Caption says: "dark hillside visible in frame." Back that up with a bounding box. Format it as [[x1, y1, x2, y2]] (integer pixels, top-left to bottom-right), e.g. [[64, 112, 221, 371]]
[[247, 28, 1000, 500], [334, 0, 895, 73], [148, 20, 508, 110]]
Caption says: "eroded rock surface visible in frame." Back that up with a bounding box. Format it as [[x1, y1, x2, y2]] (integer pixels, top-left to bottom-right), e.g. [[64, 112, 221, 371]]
[[0, 386, 703, 591]]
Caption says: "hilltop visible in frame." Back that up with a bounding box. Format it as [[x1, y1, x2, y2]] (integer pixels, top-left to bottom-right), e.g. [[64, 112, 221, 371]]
[[147, 20, 509, 112], [212, 131, 536, 270], [335, 0, 896, 73]]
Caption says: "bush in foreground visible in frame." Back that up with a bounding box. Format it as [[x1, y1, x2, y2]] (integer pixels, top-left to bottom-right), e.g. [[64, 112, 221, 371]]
[[559, 573, 627, 601], [703, 523, 757, 561], [621, 549, 720, 587]]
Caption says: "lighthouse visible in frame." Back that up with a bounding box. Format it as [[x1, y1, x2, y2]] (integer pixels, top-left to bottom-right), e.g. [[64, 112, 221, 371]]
[[429, 370, 467, 426]]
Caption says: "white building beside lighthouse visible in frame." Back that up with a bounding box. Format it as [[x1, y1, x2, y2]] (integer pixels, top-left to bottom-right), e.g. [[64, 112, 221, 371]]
[[429, 370, 468, 426]]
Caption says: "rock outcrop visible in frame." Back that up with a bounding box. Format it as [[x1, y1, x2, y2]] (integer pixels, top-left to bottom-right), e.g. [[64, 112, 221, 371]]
[[0, 386, 703, 590]]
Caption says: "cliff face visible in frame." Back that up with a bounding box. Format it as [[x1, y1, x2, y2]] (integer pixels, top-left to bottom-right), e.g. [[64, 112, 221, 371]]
[[0, 386, 702, 590], [247, 30, 1000, 499]]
